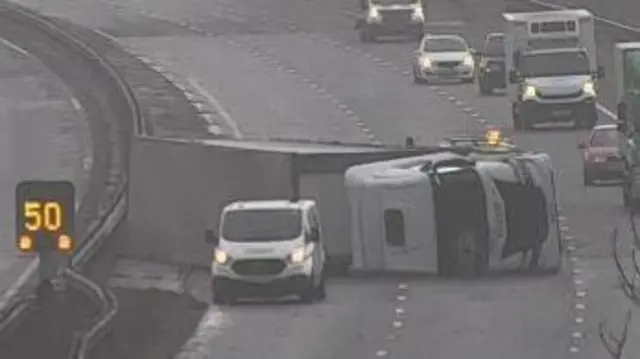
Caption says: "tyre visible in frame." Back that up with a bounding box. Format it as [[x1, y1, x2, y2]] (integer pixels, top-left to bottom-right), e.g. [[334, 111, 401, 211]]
[[576, 107, 598, 129], [314, 272, 326, 301], [583, 168, 594, 186], [413, 71, 426, 84], [512, 104, 524, 131], [478, 79, 492, 95], [359, 27, 371, 43], [299, 277, 316, 303], [211, 281, 235, 305], [520, 110, 534, 131]]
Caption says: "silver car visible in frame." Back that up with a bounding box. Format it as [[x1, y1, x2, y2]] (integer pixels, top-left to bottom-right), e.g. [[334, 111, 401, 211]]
[[412, 34, 476, 84]]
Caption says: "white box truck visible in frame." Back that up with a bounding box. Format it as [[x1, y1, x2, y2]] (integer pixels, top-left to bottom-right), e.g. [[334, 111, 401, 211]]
[[503, 9, 604, 131], [612, 42, 640, 207]]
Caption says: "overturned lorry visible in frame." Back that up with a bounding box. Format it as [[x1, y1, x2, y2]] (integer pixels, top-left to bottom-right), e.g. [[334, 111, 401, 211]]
[[345, 139, 563, 276]]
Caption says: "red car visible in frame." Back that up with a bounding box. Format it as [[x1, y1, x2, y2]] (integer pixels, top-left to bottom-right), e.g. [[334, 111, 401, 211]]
[[578, 124, 624, 186]]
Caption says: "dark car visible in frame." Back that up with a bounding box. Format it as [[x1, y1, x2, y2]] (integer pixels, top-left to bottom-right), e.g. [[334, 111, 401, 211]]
[[357, 0, 425, 42], [578, 124, 624, 185], [477, 33, 506, 95]]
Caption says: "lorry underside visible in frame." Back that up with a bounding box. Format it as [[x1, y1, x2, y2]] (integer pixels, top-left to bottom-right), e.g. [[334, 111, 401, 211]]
[[493, 179, 549, 266], [432, 167, 490, 277], [431, 167, 550, 276]]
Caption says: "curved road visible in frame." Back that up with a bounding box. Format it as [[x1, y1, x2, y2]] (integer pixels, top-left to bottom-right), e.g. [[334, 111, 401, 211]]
[[0, 38, 90, 307], [9, 0, 640, 357]]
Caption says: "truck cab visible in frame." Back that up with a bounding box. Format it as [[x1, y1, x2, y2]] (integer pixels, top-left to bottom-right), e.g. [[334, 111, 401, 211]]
[[613, 42, 640, 207], [503, 10, 604, 131]]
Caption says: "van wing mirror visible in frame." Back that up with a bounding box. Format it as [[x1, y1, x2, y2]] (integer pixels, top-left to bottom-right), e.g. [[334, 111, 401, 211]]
[[508, 69, 518, 84], [310, 228, 320, 243], [618, 101, 627, 121], [204, 229, 219, 245]]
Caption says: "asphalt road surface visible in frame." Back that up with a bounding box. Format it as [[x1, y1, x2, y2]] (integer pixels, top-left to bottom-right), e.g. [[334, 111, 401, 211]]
[[0, 36, 90, 314], [9, 0, 640, 357]]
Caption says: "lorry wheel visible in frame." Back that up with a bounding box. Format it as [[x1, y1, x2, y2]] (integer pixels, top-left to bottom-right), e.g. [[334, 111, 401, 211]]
[[521, 114, 534, 131], [359, 28, 370, 43], [314, 272, 327, 301], [513, 116, 523, 130], [583, 169, 594, 186]]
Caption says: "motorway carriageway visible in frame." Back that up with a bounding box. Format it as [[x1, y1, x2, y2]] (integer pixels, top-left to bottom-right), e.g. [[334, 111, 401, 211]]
[[9, 0, 640, 357]]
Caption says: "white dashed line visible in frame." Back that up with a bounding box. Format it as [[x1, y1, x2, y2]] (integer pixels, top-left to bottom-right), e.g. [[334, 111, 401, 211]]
[[392, 321, 403, 329], [376, 350, 388, 357], [574, 317, 584, 324], [575, 303, 586, 310], [396, 308, 405, 315], [397, 295, 407, 301], [187, 78, 243, 139], [70, 97, 83, 112], [569, 346, 580, 353]]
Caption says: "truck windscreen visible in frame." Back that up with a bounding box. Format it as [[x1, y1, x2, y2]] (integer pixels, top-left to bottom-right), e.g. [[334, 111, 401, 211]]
[[521, 51, 590, 77]]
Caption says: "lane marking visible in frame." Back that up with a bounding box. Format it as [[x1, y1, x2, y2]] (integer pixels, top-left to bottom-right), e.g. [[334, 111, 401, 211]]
[[187, 78, 243, 139], [70, 97, 83, 112], [0, 259, 39, 313], [0, 38, 29, 56], [174, 307, 228, 359]]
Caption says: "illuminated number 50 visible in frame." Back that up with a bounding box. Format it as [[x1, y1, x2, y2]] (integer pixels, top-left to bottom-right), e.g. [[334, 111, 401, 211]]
[[24, 201, 62, 232]]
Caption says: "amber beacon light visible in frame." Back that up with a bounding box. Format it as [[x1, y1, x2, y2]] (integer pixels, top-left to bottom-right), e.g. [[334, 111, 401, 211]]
[[15, 180, 75, 254]]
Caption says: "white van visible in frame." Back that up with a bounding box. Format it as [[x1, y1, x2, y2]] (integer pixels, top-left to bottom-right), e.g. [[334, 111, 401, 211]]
[[205, 199, 327, 304]]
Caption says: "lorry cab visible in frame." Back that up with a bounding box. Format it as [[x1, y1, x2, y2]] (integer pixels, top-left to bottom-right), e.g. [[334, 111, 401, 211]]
[[612, 42, 640, 207], [503, 10, 603, 131], [205, 199, 326, 304]]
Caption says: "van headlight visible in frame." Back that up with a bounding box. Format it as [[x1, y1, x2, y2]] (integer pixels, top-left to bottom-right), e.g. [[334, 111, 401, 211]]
[[214, 249, 230, 265], [411, 8, 424, 21], [583, 81, 596, 96], [368, 8, 382, 22], [462, 54, 474, 67], [288, 247, 307, 264], [522, 85, 537, 99], [420, 56, 432, 68]]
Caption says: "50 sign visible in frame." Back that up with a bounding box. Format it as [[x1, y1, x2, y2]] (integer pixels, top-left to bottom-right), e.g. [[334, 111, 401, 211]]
[[16, 181, 75, 254], [24, 201, 63, 232]]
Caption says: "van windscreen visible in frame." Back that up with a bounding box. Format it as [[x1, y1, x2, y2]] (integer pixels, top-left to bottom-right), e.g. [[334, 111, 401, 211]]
[[221, 209, 302, 242]]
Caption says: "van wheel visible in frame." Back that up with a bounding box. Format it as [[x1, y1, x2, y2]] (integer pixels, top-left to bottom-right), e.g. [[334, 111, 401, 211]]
[[212, 291, 235, 305], [315, 272, 327, 301], [212, 281, 235, 305], [299, 278, 315, 303]]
